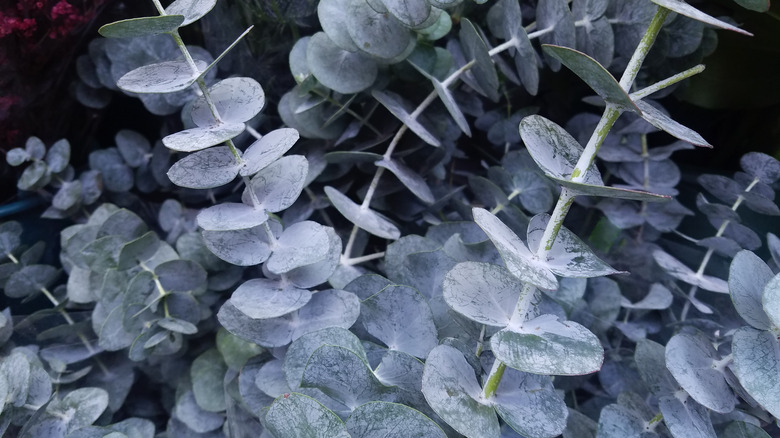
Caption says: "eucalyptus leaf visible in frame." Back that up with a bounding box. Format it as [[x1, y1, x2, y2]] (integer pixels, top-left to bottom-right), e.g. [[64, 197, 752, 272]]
[[318, 0, 359, 52], [421, 345, 499, 438], [408, 61, 471, 136], [162, 123, 245, 153], [173, 390, 224, 433], [240, 128, 300, 177], [117, 59, 206, 94], [325, 186, 400, 240], [732, 327, 780, 418], [284, 327, 368, 390], [633, 100, 711, 147], [4, 264, 59, 298], [167, 146, 241, 189], [45, 139, 70, 173], [265, 393, 350, 438], [301, 345, 394, 408], [472, 207, 558, 291], [653, 250, 728, 293], [243, 155, 309, 213], [155, 259, 207, 292], [346, 0, 415, 60], [191, 348, 227, 412], [665, 331, 737, 413], [347, 401, 446, 438], [46, 387, 109, 434], [460, 19, 499, 102], [165, 0, 217, 26], [762, 274, 780, 328], [266, 221, 331, 274], [740, 152, 780, 184], [658, 395, 717, 438], [491, 314, 604, 375], [190, 77, 265, 126], [197, 203, 267, 231], [229, 278, 311, 319], [650, 0, 752, 35], [621, 283, 673, 310], [307, 32, 378, 94], [371, 90, 440, 147], [543, 45, 637, 111], [375, 158, 434, 204], [202, 225, 273, 266], [493, 368, 567, 438], [98, 15, 185, 39], [536, 0, 576, 71], [443, 261, 522, 327], [729, 250, 774, 330], [361, 285, 438, 358]]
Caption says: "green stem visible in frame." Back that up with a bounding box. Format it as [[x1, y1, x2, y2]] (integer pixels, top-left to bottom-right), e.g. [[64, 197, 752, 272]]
[[630, 65, 705, 101], [483, 361, 506, 398], [618, 7, 670, 91]]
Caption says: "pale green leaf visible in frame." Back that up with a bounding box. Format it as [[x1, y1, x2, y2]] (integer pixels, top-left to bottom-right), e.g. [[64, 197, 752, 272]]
[[443, 261, 523, 327], [98, 15, 184, 38], [307, 32, 377, 94]]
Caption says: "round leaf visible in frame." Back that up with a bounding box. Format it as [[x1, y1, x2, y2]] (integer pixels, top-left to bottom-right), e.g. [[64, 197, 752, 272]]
[[162, 123, 246, 152], [729, 250, 774, 330], [346, 402, 446, 438], [421, 345, 499, 438], [165, 0, 218, 26], [266, 221, 331, 274], [443, 261, 523, 327], [230, 278, 311, 319], [307, 32, 378, 94], [240, 128, 300, 177], [243, 155, 309, 213], [202, 225, 273, 266], [190, 77, 265, 126], [494, 369, 567, 438], [284, 327, 368, 390], [117, 59, 205, 94], [167, 146, 241, 189], [490, 314, 604, 375], [265, 393, 350, 438]]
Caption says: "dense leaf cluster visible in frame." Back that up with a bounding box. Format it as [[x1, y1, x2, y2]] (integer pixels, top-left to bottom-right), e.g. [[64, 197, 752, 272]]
[[1, 0, 779, 437]]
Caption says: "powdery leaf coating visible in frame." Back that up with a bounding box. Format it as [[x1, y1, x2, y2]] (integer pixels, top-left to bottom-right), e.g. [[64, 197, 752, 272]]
[[98, 15, 184, 38], [665, 331, 737, 413], [173, 390, 224, 433], [460, 19, 499, 102], [229, 278, 311, 319], [371, 90, 440, 147], [658, 396, 717, 438], [197, 203, 268, 232], [634, 100, 711, 147], [307, 32, 378, 94], [543, 45, 636, 111], [167, 146, 241, 189], [117, 59, 206, 94], [520, 115, 602, 184], [165, 0, 217, 26], [379, 0, 431, 27], [190, 77, 265, 126], [243, 155, 309, 214], [443, 261, 522, 327], [635, 339, 680, 397], [653, 250, 728, 293], [240, 128, 300, 177], [491, 314, 603, 375], [45, 139, 71, 173], [527, 214, 624, 278], [490, 0, 538, 95], [325, 186, 400, 240], [255, 359, 292, 398], [361, 285, 438, 358], [5, 264, 60, 298], [596, 404, 647, 437], [472, 207, 558, 291], [729, 250, 774, 330], [346, 402, 446, 438], [266, 393, 350, 438], [266, 221, 331, 274], [162, 123, 245, 153], [722, 421, 772, 438], [0, 221, 22, 256], [493, 369, 567, 438], [284, 327, 368, 390], [376, 158, 435, 204], [421, 345, 499, 438], [650, 0, 752, 35], [762, 274, 780, 329]]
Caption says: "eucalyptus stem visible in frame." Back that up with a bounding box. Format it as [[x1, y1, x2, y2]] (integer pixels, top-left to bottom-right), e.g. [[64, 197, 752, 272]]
[[483, 7, 672, 398], [680, 178, 758, 320], [630, 64, 705, 101], [618, 7, 670, 91]]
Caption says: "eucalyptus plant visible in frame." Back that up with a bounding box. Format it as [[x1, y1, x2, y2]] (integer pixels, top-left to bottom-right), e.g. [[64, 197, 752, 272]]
[[1, 0, 778, 437]]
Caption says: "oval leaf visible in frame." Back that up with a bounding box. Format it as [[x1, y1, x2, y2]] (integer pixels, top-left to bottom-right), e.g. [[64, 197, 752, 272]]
[[729, 250, 774, 330], [266, 393, 350, 438], [167, 146, 241, 189], [98, 15, 184, 38], [325, 186, 400, 240]]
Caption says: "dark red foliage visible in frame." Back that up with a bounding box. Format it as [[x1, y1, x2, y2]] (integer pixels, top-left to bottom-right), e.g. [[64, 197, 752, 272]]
[[0, 0, 106, 150]]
